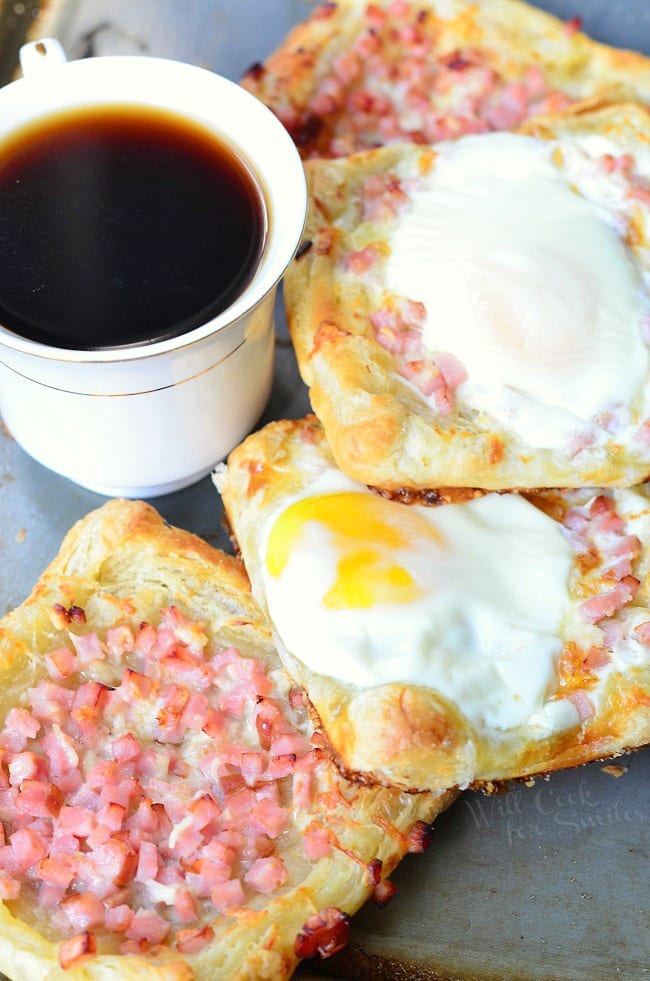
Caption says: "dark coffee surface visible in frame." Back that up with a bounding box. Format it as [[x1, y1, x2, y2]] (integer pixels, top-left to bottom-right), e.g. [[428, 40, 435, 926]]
[[0, 104, 266, 349]]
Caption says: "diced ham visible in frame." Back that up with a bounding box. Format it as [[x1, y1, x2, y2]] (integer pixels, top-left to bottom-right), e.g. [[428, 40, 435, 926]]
[[97, 801, 126, 832], [100, 777, 138, 808], [189, 794, 221, 831], [583, 646, 610, 672], [87, 837, 137, 888], [42, 725, 79, 776], [184, 856, 231, 899], [135, 621, 157, 655], [72, 681, 108, 712], [0, 607, 330, 949], [125, 908, 170, 946], [303, 825, 333, 859], [294, 907, 350, 960], [121, 669, 153, 700], [173, 888, 198, 924], [4, 707, 40, 740], [160, 606, 209, 653], [248, 798, 289, 839], [373, 878, 398, 907], [126, 797, 157, 836], [45, 647, 78, 681], [111, 733, 142, 764], [580, 577, 640, 624], [104, 903, 134, 932], [175, 924, 215, 954], [15, 779, 62, 818], [270, 733, 308, 758], [210, 877, 246, 913], [38, 854, 76, 889], [343, 244, 382, 274], [244, 855, 289, 894], [568, 691, 595, 723], [9, 827, 48, 871], [8, 752, 42, 787], [105, 624, 135, 657], [59, 931, 96, 970], [70, 631, 105, 666], [0, 871, 19, 899], [135, 840, 159, 883]]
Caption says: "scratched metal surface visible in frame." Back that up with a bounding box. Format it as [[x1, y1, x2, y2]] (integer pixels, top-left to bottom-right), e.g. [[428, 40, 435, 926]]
[[0, 2, 649, 979]]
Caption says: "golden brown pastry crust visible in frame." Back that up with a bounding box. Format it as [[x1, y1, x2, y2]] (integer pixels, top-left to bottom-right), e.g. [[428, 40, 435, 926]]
[[0, 499, 453, 980], [217, 417, 650, 792], [283, 103, 650, 491], [242, 0, 650, 157]]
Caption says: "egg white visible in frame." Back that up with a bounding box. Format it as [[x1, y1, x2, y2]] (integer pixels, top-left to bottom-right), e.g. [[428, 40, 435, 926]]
[[261, 463, 583, 736]]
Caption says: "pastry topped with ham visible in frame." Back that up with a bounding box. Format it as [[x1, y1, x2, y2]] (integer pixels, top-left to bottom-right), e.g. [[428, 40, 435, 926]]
[[0, 500, 452, 980], [217, 416, 650, 792], [242, 0, 650, 159], [284, 103, 650, 490]]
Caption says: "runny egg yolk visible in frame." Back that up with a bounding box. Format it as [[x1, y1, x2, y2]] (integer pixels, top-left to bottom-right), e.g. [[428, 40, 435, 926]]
[[265, 492, 443, 609]]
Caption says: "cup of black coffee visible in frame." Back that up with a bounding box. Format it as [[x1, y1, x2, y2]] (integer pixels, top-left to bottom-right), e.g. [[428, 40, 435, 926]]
[[0, 39, 307, 496]]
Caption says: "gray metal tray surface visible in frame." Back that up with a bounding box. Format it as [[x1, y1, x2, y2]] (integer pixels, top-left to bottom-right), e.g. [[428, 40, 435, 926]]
[[0, 2, 649, 979]]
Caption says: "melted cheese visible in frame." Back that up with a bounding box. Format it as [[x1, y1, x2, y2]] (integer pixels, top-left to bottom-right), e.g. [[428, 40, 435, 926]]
[[383, 133, 650, 449], [263, 478, 576, 734]]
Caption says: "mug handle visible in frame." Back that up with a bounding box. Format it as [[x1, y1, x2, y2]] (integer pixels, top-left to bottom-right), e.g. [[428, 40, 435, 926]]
[[19, 38, 68, 77]]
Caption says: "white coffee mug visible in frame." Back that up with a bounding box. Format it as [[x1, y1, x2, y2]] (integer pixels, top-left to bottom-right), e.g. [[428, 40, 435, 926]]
[[0, 39, 307, 497]]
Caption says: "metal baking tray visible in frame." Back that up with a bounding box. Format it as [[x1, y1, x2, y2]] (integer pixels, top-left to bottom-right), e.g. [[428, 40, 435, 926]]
[[0, 2, 649, 979]]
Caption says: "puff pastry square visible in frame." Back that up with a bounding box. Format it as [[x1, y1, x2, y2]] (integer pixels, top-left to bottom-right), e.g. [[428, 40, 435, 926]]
[[218, 416, 650, 793], [242, 0, 650, 159], [0, 499, 452, 979], [284, 104, 650, 491]]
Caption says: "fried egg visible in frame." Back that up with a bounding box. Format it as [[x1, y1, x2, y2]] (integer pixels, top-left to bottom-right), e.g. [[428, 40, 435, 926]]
[[383, 132, 650, 450], [261, 465, 582, 736]]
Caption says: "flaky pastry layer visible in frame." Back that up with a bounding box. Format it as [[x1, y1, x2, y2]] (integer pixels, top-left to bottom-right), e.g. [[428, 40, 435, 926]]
[[0, 500, 452, 980], [218, 417, 650, 792], [242, 0, 650, 158], [284, 103, 650, 491]]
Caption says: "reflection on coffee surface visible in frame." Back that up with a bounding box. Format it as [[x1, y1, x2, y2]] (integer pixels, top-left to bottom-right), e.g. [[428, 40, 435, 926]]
[[0, 104, 267, 349]]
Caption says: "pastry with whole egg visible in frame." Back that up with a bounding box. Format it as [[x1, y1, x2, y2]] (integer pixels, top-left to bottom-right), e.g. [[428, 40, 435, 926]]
[[216, 416, 650, 792], [242, 0, 650, 160], [284, 102, 650, 491], [0, 499, 453, 980]]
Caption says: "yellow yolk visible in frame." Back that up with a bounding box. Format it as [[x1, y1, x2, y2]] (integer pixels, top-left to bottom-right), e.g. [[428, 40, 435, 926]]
[[265, 492, 441, 609]]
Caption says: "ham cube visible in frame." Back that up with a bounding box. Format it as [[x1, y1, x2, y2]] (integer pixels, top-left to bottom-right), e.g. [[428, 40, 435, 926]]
[[244, 855, 288, 894], [59, 931, 96, 970], [175, 924, 215, 954], [38, 854, 76, 888], [45, 646, 78, 680], [9, 827, 48, 871], [58, 892, 105, 931], [173, 888, 198, 924], [303, 825, 332, 860], [42, 725, 79, 776], [135, 841, 159, 883], [106, 625, 135, 657], [5, 707, 40, 740], [125, 908, 170, 946], [57, 805, 97, 838], [249, 798, 288, 839], [9, 752, 42, 787], [111, 733, 142, 765], [88, 838, 137, 888], [15, 779, 62, 818], [104, 903, 134, 932], [210, 877, 245, 913], [70, 632, 105, 666], [0, 871, 19, 900]]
